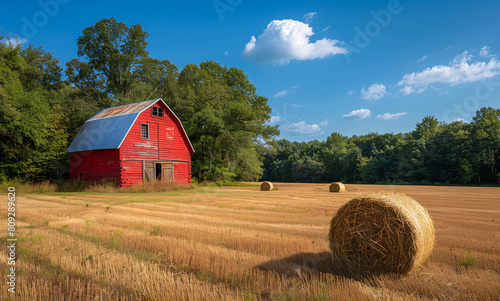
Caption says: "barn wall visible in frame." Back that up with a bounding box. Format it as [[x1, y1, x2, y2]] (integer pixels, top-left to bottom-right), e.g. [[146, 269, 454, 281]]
[[69, 149, 120, 182], [119, 101, 192, 186], [174, 162, 190, 184], [120, 160, 143, 186]]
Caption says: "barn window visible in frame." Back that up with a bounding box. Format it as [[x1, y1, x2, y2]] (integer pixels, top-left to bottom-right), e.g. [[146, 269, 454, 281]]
[[152, 107, 164, 117], [166, 128, 174, 139], [140, 124, 149, 139]]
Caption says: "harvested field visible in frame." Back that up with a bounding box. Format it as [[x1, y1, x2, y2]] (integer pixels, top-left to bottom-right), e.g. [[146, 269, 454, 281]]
[[1, 183, 499, 300]]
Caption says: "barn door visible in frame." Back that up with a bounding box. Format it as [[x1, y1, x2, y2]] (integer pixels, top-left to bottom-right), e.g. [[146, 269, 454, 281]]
[[143, 161, 155, 182], [162, 162, 174, 181]]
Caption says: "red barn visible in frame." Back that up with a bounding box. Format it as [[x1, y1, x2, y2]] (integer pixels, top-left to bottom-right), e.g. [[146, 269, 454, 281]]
[[67, 98, 194, 186]]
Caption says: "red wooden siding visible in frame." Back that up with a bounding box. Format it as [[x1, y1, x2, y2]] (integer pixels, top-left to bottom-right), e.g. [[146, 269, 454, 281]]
[[173, 162, 190, 184], [69, 149, 120, 181], [120, 102, 191, 162], [119, 101, 192, 186], [119, 160, 143, 186], [69, 99, 192, 187]]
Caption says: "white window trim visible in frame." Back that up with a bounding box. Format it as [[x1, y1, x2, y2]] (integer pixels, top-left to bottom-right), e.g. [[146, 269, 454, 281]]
[[140, 123, 149, 139]]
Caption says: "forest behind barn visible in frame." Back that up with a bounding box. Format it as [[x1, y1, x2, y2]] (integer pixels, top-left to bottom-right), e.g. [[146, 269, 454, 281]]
[[1, 18, 499, 186]]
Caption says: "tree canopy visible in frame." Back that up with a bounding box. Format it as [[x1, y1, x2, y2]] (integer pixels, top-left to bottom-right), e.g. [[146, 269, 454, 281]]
[[261, 111, 500, 185]]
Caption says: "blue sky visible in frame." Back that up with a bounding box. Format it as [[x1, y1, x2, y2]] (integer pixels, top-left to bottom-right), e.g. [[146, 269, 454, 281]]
[[1, 0, 500, 141]]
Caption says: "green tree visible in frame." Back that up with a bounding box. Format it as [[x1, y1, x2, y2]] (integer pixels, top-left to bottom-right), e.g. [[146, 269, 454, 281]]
[[0, 44, 51, 180], [21, 45, 63, 90], [177, 61, 278, 181], [470, 107, 500, 183], [71, 18, 149, 101], [320, 133, 361, 182]]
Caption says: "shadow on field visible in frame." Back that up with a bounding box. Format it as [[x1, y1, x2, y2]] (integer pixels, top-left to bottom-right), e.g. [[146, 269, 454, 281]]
[[256, 252, 358, 280]]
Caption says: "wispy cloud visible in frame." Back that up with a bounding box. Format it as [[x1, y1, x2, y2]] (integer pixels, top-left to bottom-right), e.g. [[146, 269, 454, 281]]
[[343, 109, 371, 120], [282, 119, 326, 135], [318, 119, 328, 127], [291, 103, 307, 108], [303, 12, 317, 23], [347, 90, 355, 96], [273, 86, 298, 98], [274, 89, 289, 98], [224, 50, 229, 56], [361, 83, 387, 101], [322, 25, 330, 32], [397, 49, 500, 95], [417, 55, 428, 63], [376, 112, 407, 120], [242, 19, 347, 65]]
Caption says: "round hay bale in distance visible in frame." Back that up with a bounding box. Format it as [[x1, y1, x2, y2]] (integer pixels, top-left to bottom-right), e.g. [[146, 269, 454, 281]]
[[329, 182, 345, 193], [260, 181, 273, 191], [329, 192, 435, 275]]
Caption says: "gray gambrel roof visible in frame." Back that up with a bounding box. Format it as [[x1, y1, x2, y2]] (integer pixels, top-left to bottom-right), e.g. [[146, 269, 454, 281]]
[[66, 98, 194, 153]]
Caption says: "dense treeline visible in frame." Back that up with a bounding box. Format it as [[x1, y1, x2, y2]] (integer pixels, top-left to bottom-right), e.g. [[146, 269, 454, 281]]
[[1, 18, 499, 185], [262, 113, 500, 185]]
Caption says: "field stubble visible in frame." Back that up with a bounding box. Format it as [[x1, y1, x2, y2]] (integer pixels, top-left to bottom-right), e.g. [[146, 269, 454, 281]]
[[0, 183, 499, 300]]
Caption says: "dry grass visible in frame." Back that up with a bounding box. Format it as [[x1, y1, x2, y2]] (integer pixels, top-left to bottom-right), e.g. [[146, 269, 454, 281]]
[[329, 192, 435, 275], [0, 179, 188, 194], [0, 183, 499, 300]]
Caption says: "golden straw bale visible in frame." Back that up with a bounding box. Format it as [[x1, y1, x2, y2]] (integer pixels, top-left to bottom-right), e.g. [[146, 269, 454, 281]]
[[260, 181, 273, 191], [329, 192, 435, 275], [329, 182, 346, 192]]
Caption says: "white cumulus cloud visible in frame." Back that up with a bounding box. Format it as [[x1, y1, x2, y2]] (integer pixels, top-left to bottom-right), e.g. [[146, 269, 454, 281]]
[[480, 46, 492, 58], [399, 86, 426, 95], [361, 83, 387, 101], [343, 109, 371, 120], [376, 112, 407, 120], [269, 115, 281, 123], [2, 36, 28, 48], [397, 50, 500, 95], [242, 19, 348, 65], [282, 120, 325, 135]]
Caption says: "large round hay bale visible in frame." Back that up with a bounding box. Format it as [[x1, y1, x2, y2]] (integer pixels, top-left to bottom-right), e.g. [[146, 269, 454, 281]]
[[329, 192, 434, 275], [260, 181, 273, 191], [329, 182, 345, 192]]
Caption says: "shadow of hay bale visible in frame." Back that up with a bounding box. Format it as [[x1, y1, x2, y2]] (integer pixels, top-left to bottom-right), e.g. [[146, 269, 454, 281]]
[[256, 252, 384, 281], [345, 186, 360, 192], [256, 251, 407, 283]]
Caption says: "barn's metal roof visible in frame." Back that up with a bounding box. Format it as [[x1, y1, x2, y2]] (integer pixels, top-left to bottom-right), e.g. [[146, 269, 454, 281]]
[[89, 99, 157, 121], [66, 99, 195, 153], [66, 114, 137, 153]]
